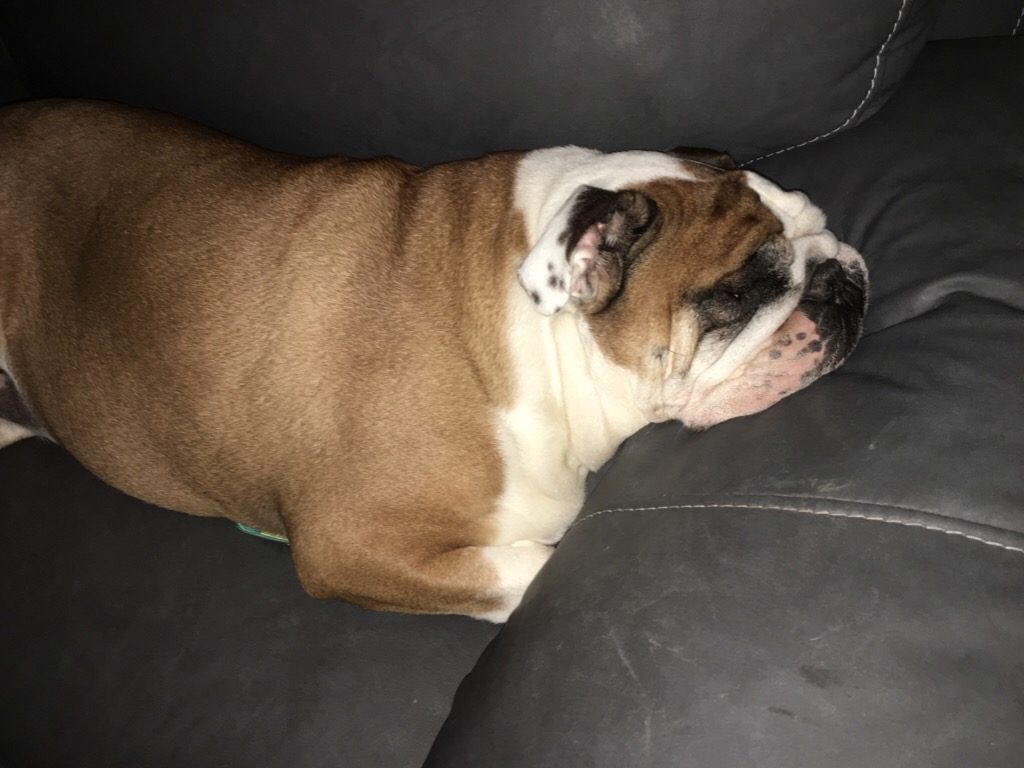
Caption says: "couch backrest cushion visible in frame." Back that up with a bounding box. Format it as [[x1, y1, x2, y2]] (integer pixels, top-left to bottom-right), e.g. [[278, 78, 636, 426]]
[[931, 0, 1024, 39], [1, 0, 939, 164]]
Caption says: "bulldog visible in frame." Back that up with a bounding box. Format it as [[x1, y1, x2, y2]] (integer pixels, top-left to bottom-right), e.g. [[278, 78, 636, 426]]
[[0, 100, 867, 621]]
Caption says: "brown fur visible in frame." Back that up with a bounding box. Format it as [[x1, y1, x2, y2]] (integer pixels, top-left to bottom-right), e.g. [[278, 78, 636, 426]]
[[0, 100, 791, 617], [586, 177, 783, 375], [0, 100, 526, 615]]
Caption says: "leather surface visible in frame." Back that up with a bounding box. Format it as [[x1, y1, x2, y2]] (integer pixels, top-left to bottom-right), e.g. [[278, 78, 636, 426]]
[[0, 36, 27, 104], [931, 0, 1024, 39], [579, 36, 1024, 541], [0, 0, 937, 165], [427, 38, 1024, 766], [426, 508, 1024, 767], [0, 18, 1019, 768], [0, 440, 498, 768]]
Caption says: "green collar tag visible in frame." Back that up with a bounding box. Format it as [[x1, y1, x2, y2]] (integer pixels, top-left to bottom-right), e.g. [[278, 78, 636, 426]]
[[236, 522, 290, 545]]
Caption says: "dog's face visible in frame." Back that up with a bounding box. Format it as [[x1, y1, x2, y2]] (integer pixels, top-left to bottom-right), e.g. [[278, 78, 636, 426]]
[[517, 156, 868, 430]]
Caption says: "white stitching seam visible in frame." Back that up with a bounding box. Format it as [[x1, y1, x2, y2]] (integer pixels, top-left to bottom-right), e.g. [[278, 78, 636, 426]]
[[574, 502, 1024, 556], [1013, 3, 1024, 35], [740, 0, 910, 167]]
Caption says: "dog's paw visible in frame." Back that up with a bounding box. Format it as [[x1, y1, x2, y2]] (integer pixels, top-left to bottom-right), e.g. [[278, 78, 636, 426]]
[[472, 541, 554, 623]]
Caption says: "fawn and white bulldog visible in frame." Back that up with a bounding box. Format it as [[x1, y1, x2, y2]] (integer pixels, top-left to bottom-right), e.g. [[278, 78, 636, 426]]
[[0, 101, 867, 621]]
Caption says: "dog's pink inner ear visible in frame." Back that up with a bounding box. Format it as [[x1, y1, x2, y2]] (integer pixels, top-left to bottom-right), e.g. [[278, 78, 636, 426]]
[[568, 224, 601, 297], [568, 223, 623, 311], [561, 187, 659, 314], [578, 223, 603, 256]]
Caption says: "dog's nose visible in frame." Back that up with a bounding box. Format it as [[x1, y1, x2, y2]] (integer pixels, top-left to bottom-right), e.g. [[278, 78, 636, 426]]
[[803, 258, 846, 303], [804, 258, 867, 314], [798, 257, 868, 371]]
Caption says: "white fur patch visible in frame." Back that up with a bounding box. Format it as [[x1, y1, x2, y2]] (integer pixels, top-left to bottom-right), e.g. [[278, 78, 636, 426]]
[[490, 277, 647, 549], [490, 146, 699, 550], [474, 541, 555, 622], [743, 171, 827, 239], [0, 419, 33, 450], [516, 188, 586, 315]]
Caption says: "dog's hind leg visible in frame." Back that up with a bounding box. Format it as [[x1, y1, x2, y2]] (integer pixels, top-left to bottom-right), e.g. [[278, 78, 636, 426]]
[[289, 512, 554, 622]]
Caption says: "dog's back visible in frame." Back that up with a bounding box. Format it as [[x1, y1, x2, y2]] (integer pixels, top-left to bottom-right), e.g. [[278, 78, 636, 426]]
[[0, 100, 373, 522], [0, 100, 522, 542]]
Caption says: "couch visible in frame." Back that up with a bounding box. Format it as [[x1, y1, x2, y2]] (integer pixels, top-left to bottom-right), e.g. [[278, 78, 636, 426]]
[[1, 1, 1021, 766]]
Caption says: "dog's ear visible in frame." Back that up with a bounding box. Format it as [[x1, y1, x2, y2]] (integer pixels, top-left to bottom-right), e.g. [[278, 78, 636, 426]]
[[669, 146, 736, 171], [517, 186, 659, 315]]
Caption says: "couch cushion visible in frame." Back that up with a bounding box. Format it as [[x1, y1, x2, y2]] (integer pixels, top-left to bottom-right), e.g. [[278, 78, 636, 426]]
[[0, 36, 27, 104], [930, 0, 1024, 39], [0, 0, 938, 164], [0, 439, 498, 768], [426, 508, 1024, 767], [426, 36, 1024, 766]]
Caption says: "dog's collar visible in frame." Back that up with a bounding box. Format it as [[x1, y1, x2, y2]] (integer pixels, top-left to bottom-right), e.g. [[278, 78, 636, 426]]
[[236, 522, 290, 544]]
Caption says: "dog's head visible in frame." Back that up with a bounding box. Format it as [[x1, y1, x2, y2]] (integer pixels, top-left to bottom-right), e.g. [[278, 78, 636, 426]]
[[517, 148, 868, 430]]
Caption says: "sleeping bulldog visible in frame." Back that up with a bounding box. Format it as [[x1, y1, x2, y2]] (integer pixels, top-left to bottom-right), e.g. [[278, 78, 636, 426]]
[[0, 101, 866, 621]]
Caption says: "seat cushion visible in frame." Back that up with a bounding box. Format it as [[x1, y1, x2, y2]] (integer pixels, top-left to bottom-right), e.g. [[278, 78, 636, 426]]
[[426, 508, 1024, 767], [425, 36, 1024, 767], [0, 439, 498, 768]]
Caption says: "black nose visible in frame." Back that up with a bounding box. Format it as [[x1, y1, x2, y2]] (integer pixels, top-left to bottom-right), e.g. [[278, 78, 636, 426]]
[[804, 258, 867, 313], [804, 259, 845, 302], [798, 258, 868, 371]]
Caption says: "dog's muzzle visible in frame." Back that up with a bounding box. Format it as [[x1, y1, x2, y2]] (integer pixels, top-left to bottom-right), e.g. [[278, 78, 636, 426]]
[[676, 241, 868, 430], [798, 244, 869, 376]]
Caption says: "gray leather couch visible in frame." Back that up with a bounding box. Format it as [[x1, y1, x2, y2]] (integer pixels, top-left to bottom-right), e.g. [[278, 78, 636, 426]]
[[1, 1, 1021, 766]]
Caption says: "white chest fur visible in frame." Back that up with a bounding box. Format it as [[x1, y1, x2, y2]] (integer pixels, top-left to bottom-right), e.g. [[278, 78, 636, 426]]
[[490, 280, 647, 545], [487, 146, 686, 546]]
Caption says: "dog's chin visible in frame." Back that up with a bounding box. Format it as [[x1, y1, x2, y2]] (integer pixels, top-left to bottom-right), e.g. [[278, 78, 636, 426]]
[[644, 403, 683, 425], [644, 401, 742, 432]]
